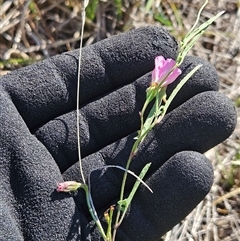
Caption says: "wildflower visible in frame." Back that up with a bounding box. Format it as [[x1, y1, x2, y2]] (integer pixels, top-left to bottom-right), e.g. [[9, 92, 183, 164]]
[[56, 181, 81, 192], [151, 56, 181, 87]]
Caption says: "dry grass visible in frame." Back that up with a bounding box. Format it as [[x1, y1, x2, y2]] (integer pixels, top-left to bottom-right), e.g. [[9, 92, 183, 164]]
[[0, 0, 240, 240]]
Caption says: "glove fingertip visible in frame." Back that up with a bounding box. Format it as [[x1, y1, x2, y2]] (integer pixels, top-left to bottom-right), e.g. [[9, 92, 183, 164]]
[[166, 55, 219, 110], [118, 151, 213, 241]]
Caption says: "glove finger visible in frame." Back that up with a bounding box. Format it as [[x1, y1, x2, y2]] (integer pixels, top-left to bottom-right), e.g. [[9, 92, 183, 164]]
[[34, 56, 219, 172], [166, 55, 219, 110], [63, 90, 236, 211], [0, 26, 177, 129], [116, 151, 213, 241], [0, 88, 85, 240]]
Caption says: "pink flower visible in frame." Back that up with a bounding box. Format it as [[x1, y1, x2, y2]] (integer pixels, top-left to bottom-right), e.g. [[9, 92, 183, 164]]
[[56, 181, 81, 192], [151, 56, 181, 87]]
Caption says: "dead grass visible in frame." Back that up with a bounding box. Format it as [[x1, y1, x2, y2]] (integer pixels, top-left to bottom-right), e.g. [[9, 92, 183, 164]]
[[0, 0, 240, 240]]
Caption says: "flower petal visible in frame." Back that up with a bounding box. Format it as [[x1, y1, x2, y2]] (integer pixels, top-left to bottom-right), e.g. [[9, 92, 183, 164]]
[[152, 56, 165, 82], [161, 68, 182, 87], [151, 56, 181, 87]]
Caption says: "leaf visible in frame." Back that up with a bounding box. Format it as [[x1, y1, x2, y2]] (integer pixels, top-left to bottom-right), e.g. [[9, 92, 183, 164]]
[[142, 87, 166, 136], [146, 86, 158, 103], [141, 106, 156, 135], [154, 14, 172, 27], [177, 1, 224, 66], [80, 184, 107, 240], [117, 163, 152, 212], [161, 64, 202, 118], [86, 0, 98, 20], [145, 0, 155, 12], [113, 0, 122, 18], [99, 165, 153, 193]]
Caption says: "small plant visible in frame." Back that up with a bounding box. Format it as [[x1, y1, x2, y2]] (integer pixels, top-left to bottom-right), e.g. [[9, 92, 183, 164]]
[[57, 1, 224, 240]]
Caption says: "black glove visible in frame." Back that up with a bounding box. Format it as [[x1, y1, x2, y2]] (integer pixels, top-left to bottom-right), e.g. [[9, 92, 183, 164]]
[[0, 26, 236, 241]]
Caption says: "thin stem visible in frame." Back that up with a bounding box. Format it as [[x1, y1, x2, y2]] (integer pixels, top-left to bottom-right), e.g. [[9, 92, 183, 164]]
[[113, 94, 161, 231], [112, 124, 147, 240], [177, 1, 224, 66], [184, 0, 208, 40], [77, 1, 88, 184], [106, 206, 114, 240], [140, 100, 150, 131], [112, 66, 202, 241], [81, 184, 107, 240], [112, 144, 137, 240]]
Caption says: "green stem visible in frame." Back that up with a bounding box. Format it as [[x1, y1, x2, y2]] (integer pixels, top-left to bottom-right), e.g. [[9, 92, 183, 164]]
[[112, 65, 202, 241], [140, 99, 150, 132], [112, 98, 158, 239], [184, 0, 208, 41], [81, 184, 107, 240], [108, 206, 114, 239], [112, 129, 143, 239]]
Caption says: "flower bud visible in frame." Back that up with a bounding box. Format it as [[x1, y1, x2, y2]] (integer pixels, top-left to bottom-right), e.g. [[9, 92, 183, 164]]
[[56, 181, 81, 192]]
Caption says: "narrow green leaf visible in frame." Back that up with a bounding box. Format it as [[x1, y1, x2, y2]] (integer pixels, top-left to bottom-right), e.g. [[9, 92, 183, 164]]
[[86, 0, 98, 20], [80, 184, 107, 239], [154, 14, 172, 26], [177, 10, 224, 66], [145, 0, 155, 12], [184, 0, 209, 40], [142, 87, 166, 134], [113, 0, 122, 18], [162, 64, 202, 118], [146, 86, 158, 102], [118, 163, 152, 211]]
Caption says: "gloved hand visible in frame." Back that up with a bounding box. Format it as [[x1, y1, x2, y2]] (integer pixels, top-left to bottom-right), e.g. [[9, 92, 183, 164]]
[[0, 26, 236, 241]]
